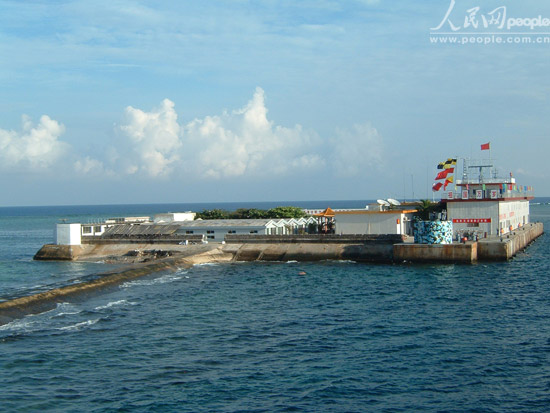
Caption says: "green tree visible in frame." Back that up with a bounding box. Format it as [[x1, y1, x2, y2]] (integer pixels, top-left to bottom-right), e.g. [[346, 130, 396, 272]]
[[266, 206, 307, 219], [415, 200, 444, 221], [196, 209, 229, 220], [230, 208, 270, 219]]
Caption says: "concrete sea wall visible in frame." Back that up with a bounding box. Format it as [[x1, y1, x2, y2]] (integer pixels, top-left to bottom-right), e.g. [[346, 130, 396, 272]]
[[224, 243, 394, 263], [394, 242, 477, 263], [477, 222, 544, 261], [0, 261, 182, 326]]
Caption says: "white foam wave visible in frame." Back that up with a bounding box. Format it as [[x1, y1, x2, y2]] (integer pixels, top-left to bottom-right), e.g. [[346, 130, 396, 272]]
[[51, 302, 82, 318], [95, 299, 137, 310], [193, 262, 219, 267], [120, 273, 183, 289], [285, 260, 298, 264], [58, 318, 100, 331], [0, 318, 37, 332]]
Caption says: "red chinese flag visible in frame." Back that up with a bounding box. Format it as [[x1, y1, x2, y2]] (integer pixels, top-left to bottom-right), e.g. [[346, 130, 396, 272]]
[[481, 142, 490, 150]]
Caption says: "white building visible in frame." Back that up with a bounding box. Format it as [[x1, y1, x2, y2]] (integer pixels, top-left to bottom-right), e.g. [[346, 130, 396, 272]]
[[175, 218, 317, 242], [443, 160, 533, 237], [153, 212, 196, 223], [80, 216, 151, 238], [55, 223, 82, 245], [334, 209, 417, 235]]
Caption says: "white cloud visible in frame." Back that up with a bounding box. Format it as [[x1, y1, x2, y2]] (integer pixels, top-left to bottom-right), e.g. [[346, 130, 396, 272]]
[[332, 122, 384, 176], [0, 115, 68, 170], [120, 98, 182, 177], [74, 156, 106, 176], [112, 88, 387, 181], [184, 87, 324, 179]]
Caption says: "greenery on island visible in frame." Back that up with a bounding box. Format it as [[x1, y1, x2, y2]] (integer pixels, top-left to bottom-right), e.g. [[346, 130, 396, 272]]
[[195, 206, 307, 220], [414, 200, 445, 221]]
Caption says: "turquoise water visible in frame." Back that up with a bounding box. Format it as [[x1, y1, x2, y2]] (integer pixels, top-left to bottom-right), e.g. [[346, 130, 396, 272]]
[[0, 202, 549, 412]]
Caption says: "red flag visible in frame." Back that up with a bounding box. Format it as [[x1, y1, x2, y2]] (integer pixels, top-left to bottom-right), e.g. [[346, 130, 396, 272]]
[[481, 142, 490, 150], [435, 168, 454, 180], [432, 182, 443, 192], [443, 176, 454, 190]]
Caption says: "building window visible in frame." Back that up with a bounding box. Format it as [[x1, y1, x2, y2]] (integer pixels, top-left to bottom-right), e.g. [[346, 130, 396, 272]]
[[82, 226, 92, 234], [467, 223, 480, 228], [186, 230, 194, 234], [207, 230, 215, 234], [207, 235, 215, 239], [250, 230, 258, 234], [227, 230, 236, 234], [94, 226, 102, 233]]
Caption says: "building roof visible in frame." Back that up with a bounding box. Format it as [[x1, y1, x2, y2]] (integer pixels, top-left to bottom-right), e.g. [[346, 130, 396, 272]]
[[313, 207, 335, 217], [101, 224, 181, 237], [177, 219, 277, 228], [333, 209, 417, 215]]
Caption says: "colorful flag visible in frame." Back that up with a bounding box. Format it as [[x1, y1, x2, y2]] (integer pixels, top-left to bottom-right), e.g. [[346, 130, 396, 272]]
[[432, 182, 443, 192], [481, 142, 490, 150], [444, 158, 457, 169], [443, 176, 454, 190], [437, 158, 457, 169], [435, 168, 453, 180]]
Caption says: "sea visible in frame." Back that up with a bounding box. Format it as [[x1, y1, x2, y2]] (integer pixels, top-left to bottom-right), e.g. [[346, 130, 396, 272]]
[[0, 199, 549, 412]]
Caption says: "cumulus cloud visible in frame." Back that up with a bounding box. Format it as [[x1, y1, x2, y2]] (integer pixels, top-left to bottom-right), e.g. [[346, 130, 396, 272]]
[[185, 87, 324, 178], [0, 115, 68, 170], [120, 98, 182, 177], [332, 122, 384, 176], [112, 88, 384, 181], [74, 156, 106, 176]]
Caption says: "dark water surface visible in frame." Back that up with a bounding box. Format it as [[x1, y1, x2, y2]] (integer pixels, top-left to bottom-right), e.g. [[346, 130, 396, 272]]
[[0, 202, 549, 412]]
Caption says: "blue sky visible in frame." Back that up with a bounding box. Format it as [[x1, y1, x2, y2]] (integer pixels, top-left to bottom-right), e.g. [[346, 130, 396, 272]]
[[1, 0, 549, 206]]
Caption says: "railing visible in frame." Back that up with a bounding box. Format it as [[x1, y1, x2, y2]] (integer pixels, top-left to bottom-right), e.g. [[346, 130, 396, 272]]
[[442, 189, 534, 201]]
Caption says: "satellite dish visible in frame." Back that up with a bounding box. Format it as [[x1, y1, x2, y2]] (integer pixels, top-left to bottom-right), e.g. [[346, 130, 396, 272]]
[[387, 198, 401, 206], [377, 199, 390, 207]]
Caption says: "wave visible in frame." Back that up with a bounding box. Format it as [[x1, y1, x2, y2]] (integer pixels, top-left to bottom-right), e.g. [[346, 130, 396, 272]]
[[95, 299, 137, 310], [51, 302, 82, 318], [121, 273, 183, 289], [0, 317, 37, 333], [58, 318, 100, 331]]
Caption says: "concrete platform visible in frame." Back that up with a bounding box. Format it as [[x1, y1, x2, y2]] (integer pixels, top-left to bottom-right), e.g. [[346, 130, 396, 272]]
[[393, 242, 477, 263], [478, 222, 544, 261], [394, 222, 543, 263]]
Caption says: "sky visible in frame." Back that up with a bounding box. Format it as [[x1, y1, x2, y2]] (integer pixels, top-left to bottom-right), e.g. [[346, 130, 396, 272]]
[[1, 0, 549, 206]]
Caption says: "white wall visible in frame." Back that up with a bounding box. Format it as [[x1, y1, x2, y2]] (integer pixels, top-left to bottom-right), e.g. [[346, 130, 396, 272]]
[[447, 201, 498, 236], [334, 212, 409, 235], [154, 212, 196, 223], [447, 200, 529, 236], [55, 223, 82, 245], [177, 226, 268, 242], [498, 200, 530, 234]]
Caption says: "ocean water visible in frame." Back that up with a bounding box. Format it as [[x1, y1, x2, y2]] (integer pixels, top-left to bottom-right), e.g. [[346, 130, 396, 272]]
[[0, 201, 549, 412]]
